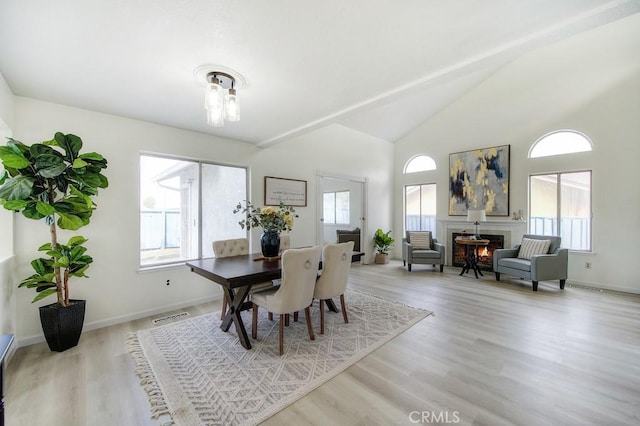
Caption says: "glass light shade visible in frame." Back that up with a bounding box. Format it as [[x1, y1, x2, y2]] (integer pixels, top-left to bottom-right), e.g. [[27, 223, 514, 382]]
[[205, 81, 225, 127], [224, 89, 240, 122]]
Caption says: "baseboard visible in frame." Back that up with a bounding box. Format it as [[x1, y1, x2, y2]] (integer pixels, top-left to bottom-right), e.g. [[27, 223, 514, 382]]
[[16, 294, 221, 348], [566, 279, 639, 295]]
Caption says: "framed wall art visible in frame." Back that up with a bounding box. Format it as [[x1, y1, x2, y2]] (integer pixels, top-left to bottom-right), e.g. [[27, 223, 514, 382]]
[[264, 176, 307, 207], [449, 145, 510, 216]]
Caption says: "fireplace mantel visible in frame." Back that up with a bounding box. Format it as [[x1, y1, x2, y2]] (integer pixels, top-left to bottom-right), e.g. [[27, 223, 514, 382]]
[[437, 219, 527, 265]]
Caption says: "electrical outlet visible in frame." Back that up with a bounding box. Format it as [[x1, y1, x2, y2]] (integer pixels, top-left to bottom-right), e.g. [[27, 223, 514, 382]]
[[585, 262, 592, 269], [166, 279, 171, 286]]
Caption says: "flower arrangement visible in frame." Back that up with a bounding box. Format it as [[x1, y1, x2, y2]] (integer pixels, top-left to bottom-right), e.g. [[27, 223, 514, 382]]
[[233, 201, 298, 233]]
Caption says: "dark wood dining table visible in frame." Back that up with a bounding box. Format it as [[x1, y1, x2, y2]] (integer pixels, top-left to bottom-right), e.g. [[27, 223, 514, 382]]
[[186, 253, 343, 350]]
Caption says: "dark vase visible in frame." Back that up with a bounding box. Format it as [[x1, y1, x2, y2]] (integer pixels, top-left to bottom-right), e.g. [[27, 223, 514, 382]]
[[39, 299, 86, 352], [261, 230, 281, 257]]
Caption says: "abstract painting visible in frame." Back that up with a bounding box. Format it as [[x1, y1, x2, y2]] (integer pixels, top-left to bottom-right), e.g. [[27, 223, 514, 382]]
[[449, 145, 510, 216]]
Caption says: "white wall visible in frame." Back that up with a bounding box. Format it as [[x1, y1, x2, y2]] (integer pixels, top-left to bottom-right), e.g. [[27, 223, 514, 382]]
[[9, 100, 392, 345], [394, 15, 640, 293], [0, 72, 15, 342]]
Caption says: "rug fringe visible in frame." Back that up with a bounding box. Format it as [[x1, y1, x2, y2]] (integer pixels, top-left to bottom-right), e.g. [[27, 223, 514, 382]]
[[127, 332, 173, 423]]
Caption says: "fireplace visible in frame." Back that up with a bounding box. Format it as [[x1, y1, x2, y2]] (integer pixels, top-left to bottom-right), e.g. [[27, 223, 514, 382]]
[[452, 233, 504, 271]]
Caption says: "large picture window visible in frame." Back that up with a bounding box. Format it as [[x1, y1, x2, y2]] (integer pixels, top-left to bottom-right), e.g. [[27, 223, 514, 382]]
[[140, 154, 247, 267], [405, 184, 436, 235], [529, 171, 592, 251], [323, 191, 350, 225]]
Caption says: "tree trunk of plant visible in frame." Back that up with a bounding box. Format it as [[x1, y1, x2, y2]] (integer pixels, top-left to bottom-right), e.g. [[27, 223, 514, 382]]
[[49, 221, 66, 307]]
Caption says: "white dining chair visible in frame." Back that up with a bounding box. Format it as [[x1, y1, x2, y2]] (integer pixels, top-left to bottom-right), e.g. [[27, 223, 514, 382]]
[[314, 241, 354, 334], [213, 238, 275, 320], [251, 246, 321, 355]]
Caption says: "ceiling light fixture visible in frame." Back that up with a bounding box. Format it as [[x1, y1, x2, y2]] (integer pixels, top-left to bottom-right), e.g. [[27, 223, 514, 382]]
[[194, 65, 245, 128], [205, 72, 239, 127]]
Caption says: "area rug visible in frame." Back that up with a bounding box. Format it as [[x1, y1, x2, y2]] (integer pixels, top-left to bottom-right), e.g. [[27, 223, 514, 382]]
[[128, 288, 433, 426]]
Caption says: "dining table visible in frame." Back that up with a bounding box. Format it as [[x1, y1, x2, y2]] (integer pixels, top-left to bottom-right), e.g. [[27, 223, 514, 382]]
[[186, 252, 344, 350]]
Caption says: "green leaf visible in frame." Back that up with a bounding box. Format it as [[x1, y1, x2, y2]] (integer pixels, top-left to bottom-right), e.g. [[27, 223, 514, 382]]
[[35, 201, 56, 216], [37, 242, 52, 251], [53, 256, 69, 268], [69, 245, 87, 259], [67, 235, 88, 246], [2, 199, 28, 211], [0, 175, 35, 200], [31, 258, 48, 275], [32, 288, 57, 303], [22, 203, 45, 220], [98, 174, 109, 188], [0, 147, 29, 169], [72, 158, 88, 168], [57, 212, 85, 230], [0, 170, 7, 185], [55, 133, 82, 161], [35, 154, 67, 178], [79, 152, 103, 161]]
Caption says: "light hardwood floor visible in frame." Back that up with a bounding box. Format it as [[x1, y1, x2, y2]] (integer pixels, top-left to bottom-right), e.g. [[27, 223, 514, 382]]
[[5, 261, 640, 425]]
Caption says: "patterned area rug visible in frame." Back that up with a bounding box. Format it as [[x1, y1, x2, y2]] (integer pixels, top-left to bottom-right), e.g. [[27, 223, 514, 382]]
[[128, 288, 433, 425]]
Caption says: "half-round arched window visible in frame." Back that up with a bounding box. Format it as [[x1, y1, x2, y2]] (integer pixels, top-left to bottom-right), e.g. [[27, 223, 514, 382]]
[[404, 155, 436, 173], [529, 130, 593, 158]]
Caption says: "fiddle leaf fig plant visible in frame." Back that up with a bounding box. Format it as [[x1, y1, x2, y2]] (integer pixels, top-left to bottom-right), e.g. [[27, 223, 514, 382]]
[[0, 132, 108, 307]]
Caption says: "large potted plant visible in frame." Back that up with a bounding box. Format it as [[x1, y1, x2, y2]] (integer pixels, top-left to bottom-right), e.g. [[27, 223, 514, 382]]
[[373, 228, 394, 264], [0, 132, 108, 352]]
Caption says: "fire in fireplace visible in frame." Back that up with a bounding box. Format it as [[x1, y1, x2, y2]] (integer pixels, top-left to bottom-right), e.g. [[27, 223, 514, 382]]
[[452, 233, 505, 271]]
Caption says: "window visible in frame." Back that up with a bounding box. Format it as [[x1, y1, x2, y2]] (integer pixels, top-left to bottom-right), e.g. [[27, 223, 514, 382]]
[[140, 154, 247, 267], [404, 155, 436, 173], [405, 184, 436, 235], [529, 171, 591, 251], [323, 191, 350, 224], [529, 130, 592, 158]]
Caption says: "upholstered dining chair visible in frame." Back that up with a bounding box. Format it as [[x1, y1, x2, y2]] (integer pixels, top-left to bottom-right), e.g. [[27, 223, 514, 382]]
[[279, 234, 291, 253], [251, 246, 321, 355], [212, 238, 275, 320], [314, 241, 354, 334]]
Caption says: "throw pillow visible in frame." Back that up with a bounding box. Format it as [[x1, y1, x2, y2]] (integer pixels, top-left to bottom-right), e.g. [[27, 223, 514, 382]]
[[409, 231, 431, 249], [518, 238, 551, 260]]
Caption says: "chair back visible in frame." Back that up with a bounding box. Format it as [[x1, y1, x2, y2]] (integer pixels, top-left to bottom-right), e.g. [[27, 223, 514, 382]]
[[522, 234, 561, 254], [212, 238, 249, 258], [314, 241, 354, 300], [279, 234, 291, 252], [268, 246, 321, 314]]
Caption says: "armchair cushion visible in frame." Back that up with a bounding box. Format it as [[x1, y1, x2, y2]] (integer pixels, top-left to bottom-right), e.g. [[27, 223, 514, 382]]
[[408, 231, 431, 249], [517, 238, 551, 260]]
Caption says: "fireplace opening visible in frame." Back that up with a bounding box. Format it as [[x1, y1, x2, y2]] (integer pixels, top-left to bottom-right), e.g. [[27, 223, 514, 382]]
[[452, 233, 505, 271]]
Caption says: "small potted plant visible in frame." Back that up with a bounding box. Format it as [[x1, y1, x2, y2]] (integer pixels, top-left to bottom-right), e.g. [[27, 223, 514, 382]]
[[373, 228, 394, 264]]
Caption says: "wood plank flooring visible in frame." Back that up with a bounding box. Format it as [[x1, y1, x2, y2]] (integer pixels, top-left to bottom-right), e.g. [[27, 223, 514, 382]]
[[5, 261, 640, 425]]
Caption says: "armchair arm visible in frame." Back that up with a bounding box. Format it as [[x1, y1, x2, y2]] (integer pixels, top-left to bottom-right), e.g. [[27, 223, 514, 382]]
[[530, 248, 568, 281], [433, 241, 445, 262], [402, 239, 412, 262], [493, 247, 519, 270]]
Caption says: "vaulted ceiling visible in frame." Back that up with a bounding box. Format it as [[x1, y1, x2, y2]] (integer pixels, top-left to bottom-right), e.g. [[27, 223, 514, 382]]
[[1, 1, 639, 146]]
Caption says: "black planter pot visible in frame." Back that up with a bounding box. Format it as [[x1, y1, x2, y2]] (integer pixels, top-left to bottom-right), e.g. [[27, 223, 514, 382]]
[[39, 299, 86, 352]]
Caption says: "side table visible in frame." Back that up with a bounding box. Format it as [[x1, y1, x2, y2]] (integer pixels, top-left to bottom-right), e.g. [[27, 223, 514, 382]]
[[0, 334, 14, 426], [455, 238, 490, 279]]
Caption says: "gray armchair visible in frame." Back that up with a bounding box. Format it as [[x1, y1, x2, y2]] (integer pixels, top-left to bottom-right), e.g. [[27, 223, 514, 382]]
[[402, 231, 445, 272], [493, 234, 568, 291]]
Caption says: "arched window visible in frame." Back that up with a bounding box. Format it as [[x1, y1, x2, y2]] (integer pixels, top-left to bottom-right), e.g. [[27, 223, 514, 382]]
[[404, 155, 436, 173], [529, 130, 593, 158]]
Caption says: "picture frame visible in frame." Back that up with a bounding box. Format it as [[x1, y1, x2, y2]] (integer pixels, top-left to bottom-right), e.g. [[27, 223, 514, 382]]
[[449, 144, 510, 216], [264, 176, 307, 207]]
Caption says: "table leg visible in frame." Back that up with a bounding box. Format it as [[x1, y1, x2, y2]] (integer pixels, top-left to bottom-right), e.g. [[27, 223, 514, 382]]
[[220, 285, 253, 350], [325, 298, 339, 313]]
